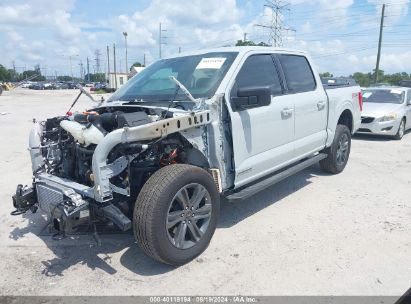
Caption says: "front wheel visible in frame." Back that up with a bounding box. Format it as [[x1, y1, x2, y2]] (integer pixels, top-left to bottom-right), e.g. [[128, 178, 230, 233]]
[[393, 119, 405, 140], [320, 124, 351, 174], [133, 164, 220, 265]]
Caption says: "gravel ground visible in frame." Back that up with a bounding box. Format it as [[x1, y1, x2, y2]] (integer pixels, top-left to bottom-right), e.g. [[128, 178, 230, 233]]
[[0, 88, 410, 296]]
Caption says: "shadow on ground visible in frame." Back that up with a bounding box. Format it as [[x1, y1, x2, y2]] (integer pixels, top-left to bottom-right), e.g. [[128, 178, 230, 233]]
[[8, 165, 321, 277]]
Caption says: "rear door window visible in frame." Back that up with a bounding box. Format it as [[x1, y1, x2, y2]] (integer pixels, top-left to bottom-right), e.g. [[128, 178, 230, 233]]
[[278, 54, 316, 93]]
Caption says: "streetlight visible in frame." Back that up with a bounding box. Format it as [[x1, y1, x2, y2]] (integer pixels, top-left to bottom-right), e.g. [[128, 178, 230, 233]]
[[123, 32, 128, 74]]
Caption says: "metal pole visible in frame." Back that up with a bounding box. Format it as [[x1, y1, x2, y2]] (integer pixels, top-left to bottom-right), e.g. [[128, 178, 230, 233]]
[[123, 32, 128, 73], [107, 45, 110, 83], [159, 22, 162, 59], [374, 4, 385, 84], [87, 57, 90, 82], [69, 56, 73, 79], [244, 32, 247, 42], [143, 53, 146, 66], [113, 43, 118, 89]]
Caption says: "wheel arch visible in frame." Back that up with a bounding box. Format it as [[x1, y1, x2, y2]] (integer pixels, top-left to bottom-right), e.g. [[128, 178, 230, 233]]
[[337, 109, 354, 133]]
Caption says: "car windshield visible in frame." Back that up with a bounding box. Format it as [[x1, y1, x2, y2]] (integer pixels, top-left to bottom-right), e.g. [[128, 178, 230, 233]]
[[108, 52, 238, 102], [362, 89, 405, 104]]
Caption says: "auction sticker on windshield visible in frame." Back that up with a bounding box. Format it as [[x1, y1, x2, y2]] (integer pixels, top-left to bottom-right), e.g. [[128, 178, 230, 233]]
[[196, 57, 226, 70]]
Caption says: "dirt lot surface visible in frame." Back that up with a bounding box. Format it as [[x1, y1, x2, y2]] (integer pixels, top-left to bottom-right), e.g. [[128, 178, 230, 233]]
[[0, 88, 410, 296]]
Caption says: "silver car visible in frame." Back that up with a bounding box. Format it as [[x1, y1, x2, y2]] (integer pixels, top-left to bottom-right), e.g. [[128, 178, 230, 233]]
[[358, 87, 411, 140]]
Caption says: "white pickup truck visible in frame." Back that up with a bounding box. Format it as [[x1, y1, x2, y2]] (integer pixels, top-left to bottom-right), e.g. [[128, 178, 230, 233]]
[[12, 47, 362, 265]]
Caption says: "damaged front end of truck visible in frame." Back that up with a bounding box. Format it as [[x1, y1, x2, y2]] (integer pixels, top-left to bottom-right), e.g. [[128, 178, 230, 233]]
[[11, 51, 238, 265], [13, 89, 220, 233], [12, 98, 214, 236]]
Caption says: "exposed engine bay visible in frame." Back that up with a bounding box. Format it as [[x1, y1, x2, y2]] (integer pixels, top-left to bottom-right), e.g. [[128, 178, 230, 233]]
[[12, 103, 213, 236]]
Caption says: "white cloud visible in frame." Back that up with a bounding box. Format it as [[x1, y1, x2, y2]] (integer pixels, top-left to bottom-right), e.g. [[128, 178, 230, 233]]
[[368, 0, 409, 24], [301, 21, 312, 34]]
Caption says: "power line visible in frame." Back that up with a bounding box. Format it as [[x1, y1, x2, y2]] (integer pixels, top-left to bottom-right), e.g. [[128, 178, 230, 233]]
[[312, 46, 377, 58]]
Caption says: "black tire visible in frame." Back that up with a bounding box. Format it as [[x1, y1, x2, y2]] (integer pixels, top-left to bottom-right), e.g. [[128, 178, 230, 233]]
[[320, 124, 351, 174], [393, 119, 405, 140], [133, 164, 220, 265]]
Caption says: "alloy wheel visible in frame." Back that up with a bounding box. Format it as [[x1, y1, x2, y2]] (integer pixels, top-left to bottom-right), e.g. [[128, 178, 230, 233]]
[[336, 133, 349, 167], [166, 183, 212, 249]]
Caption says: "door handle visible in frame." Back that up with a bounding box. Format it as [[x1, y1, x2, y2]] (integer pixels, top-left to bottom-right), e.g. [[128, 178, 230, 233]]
[[317, 101, 326, 110], [281, 108, 294, 118]]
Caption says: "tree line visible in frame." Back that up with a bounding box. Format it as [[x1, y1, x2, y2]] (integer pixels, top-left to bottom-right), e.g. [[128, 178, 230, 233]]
[[321, 70, 411, 87], [0, 64, 106, 83]]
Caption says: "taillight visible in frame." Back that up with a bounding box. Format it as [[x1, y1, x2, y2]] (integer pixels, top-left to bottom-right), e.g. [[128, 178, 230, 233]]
[[358, 91, 363, 112]]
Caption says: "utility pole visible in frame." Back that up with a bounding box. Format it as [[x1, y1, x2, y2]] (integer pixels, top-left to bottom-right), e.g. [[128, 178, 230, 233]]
[[243, 32, 247, 43], [123, 32, 128, 73], [179, 46, 181, 53], [143, 53, 146, 67], [255, 0, 295, 47], [64, 54, 79, 80], [374, 4, 385, 84], [79, 61, 84, 80], [69, 56, 73, 79], [113, 43, 118, 89], [159, 22, 167, 59], [107, 45, 111, 81], [12, 60, 16, 81], [87, 57, 90, 82]]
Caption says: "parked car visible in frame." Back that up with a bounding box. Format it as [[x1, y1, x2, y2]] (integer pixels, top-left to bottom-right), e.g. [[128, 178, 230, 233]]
[[12, 47, 362, 265], [90, 83, 107, 91], [55, 82, 69, 90], [399, 80, 411, 88], [29, 83, 45, 90], [67, 82, 78, 89], [21, 81, 35, 88], [357, 87, 411, 139], [374, 83, 391, 87]]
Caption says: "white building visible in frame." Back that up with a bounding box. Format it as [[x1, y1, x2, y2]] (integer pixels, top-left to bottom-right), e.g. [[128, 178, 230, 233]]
[[107, 72, 128, 90], [107, 66, 145, 91]]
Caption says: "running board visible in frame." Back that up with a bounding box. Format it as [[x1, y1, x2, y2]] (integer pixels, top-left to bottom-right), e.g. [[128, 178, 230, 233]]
[[226, 153, 327, 201]]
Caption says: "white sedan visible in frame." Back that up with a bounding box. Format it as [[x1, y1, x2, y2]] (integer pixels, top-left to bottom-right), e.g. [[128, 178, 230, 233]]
[[357, 87, 411, 140]]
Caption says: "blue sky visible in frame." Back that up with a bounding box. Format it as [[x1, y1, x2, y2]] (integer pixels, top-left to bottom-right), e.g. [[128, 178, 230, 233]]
[[0, 0, 410, 77]]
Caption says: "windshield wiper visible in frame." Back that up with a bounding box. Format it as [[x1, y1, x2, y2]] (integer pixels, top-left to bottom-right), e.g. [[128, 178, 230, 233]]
[[168, 76, 198, 104]]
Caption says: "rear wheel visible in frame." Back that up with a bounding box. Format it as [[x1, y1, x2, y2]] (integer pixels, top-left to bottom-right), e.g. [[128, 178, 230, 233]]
[[320, 124, 351, 174], [133, 164, 220, 265], [393, 119, 405, 140]]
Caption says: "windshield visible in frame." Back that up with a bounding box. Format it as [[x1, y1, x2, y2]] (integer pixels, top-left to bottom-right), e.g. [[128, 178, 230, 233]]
[[362, 89, 405, 104], [108, 52, 238, 102]]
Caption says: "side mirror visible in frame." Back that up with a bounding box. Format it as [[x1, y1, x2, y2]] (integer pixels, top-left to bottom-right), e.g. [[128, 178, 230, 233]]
[[230, 86, 271, 111]]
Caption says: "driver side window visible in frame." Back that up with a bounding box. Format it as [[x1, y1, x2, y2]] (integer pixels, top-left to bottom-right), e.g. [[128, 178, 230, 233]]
[[233, 54, 283, 95]]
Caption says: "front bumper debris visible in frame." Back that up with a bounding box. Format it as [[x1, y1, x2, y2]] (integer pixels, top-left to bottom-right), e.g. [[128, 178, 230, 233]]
[[11, 184, 37, 215]]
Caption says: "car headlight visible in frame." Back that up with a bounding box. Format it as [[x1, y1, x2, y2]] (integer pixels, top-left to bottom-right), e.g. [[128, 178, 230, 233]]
[[379, 113, 397, 122]]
